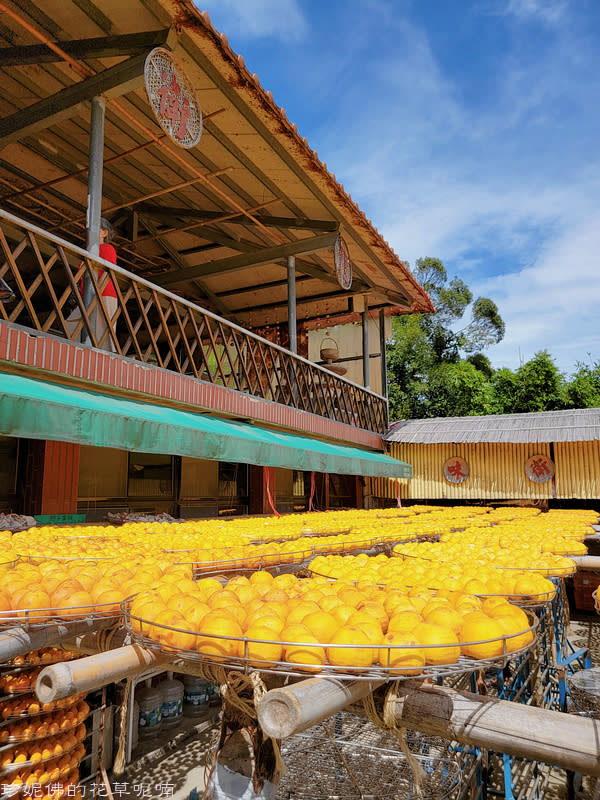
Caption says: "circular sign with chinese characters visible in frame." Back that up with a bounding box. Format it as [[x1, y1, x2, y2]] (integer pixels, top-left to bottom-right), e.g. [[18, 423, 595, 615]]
[[334, 234, 352, 290], [525, 454, 555, 483], [144, 48, 202, 148], [443, 457, 469, 484]]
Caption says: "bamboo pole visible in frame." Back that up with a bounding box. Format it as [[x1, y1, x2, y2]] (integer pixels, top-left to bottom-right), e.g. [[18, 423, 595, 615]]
[[256, 677, 384, 738], [36, 645, 170, 702], [0, 617, 115, 664], [572, 555, 600, 570], [257, 678, 600, 777]]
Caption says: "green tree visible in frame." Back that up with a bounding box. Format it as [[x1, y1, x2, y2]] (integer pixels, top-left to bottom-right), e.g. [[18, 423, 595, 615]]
[[511, 351, 566, 412], [565, 359, 600, 408], [387, 257, 505, 419], [424, 361, 496, 417]]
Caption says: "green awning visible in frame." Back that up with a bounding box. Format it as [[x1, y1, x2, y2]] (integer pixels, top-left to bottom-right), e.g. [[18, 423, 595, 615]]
[[0, 372, 411, 478]]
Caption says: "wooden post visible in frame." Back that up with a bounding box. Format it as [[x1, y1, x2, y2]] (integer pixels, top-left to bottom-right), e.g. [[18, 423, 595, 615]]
[[23, 440, 80, 516]]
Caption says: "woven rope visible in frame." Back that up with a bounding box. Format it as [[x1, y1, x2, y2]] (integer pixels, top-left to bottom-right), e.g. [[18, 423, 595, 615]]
[[112, 677, 132, 776], [202, 669, 286, 798], [362, 681, 426, 796]]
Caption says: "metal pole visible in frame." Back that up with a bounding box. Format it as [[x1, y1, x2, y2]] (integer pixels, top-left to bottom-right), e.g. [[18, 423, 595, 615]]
[[287, 255, 297, 354], [82, 95, 105, 344], [362, 301, 370, 389]]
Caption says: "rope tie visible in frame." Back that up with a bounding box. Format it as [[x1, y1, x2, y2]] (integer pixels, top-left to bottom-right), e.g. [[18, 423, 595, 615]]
[[362, 681, 426, 797], [112, 677, 132, 776]]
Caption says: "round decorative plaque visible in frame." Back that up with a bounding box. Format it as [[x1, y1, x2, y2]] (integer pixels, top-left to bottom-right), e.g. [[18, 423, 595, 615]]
[[144, 47, 202, 148], [334, 234, 352, 290]]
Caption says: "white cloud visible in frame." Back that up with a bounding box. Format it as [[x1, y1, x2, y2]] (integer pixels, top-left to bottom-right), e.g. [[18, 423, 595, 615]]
[[196, 0, 308, 41], [478, 214, 600, 374], [486, 0, 568, 24]]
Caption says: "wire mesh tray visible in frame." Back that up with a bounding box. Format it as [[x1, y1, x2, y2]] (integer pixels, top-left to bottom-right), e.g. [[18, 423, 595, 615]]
[[568, 668, 600, 718], [275, 716, 460, 800], [0, 705, 89, 747], [0, 694, 87, 722], [169, 541, 392, 579], [0, 733, 86, 776], [390, 547, 577, 578], [0, 761, 81, 799], [307, 568, 557, 607], [0, 600, 121, 630], [123, 604, 538, 682]]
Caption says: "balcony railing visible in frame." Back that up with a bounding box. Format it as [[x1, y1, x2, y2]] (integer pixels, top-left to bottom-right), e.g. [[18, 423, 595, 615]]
[[0, 209, 388, 433]]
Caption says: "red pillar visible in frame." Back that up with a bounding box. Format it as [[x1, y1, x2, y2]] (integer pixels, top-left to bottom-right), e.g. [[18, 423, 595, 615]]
[[23, 440, 80, 516], [249, 465, 275, 516]]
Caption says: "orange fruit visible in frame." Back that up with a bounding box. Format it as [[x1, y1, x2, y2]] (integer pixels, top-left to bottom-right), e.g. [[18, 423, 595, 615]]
[[424, 605, 464, 634], [245, 612, 284, 636], [195, 578, 224, 600], [249, 571, 274, 587], [244, 623, 283, 668], [387, 610, 422, 634], [13, 588, 52, 621], [358, 602, 388, 632], [378, 633, 425, 675], [301, 610, 339, 643], [331, 603, 356, 626], [93, 589, 123, 613], [50, 581, 85, 608], [281, 623, 325, 672], [493, 613, 534, 653], [413, 622, 461, 666], [60, 590, 95, 616], [286, 600, 321, 625], [453, 593, 483, 614], [318, 595, 342, 613], [460, 616, 506, 660], [326, 626, 373, 669], [384, 592, 414, 616], [196, 614, 243, 661]]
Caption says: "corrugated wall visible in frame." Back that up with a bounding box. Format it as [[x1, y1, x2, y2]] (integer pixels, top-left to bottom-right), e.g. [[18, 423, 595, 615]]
[[554, 440, 600, 498], [371, 442, 557, 500]]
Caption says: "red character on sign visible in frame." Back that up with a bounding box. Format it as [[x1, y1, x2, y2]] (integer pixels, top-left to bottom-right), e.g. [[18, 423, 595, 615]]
[[447, 461, 465, 480], [529, 457, 551, 478], [157, 69, 191, 142]]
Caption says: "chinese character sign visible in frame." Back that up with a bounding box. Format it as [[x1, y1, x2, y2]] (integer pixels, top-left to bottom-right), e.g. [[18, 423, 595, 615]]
[[443, 456, 469, 484], [525, 454, 555, 483], [144, 48, 202, 148], [334, 235, 352, 290]]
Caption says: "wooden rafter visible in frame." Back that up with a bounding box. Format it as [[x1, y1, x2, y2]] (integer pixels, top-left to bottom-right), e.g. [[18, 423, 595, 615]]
[[0, 29, 172, 65], [0, 53, 149, 147], [154, 231, 340, 287]]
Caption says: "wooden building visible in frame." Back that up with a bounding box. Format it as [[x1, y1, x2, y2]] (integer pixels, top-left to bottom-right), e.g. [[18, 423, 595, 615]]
[[378, 409, 600, 504], [0, 0, 432, 519]]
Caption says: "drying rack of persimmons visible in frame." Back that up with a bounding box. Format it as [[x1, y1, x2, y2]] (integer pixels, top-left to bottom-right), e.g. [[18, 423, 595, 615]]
[[0, 505, 599, 800], [0, 647, 89, 800]]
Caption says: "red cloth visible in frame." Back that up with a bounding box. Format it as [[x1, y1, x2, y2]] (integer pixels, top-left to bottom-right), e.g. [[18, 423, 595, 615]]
[[98, 243, 117, 297]]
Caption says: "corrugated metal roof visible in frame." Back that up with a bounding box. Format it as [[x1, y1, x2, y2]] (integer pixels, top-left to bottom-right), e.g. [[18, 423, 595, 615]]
[[383, 408, 600, 444]]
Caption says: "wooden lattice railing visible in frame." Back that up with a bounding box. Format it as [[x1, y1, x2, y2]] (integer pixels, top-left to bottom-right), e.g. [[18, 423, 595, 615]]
[[0, 209, 388, 433]]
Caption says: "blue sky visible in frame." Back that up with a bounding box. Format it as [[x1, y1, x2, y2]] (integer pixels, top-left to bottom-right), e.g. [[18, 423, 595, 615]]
[[195, 0, 600, 377]]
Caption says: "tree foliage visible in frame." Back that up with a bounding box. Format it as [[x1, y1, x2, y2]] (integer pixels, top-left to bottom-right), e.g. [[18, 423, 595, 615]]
[[386, 258, 599, 420]]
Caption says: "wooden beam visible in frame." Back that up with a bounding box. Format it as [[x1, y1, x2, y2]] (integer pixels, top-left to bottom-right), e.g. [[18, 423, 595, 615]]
[[0, 29, 172, 65], [0, 52, 149, 147], [154, 231, 339, 287], [135, 203, 340, 233]]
